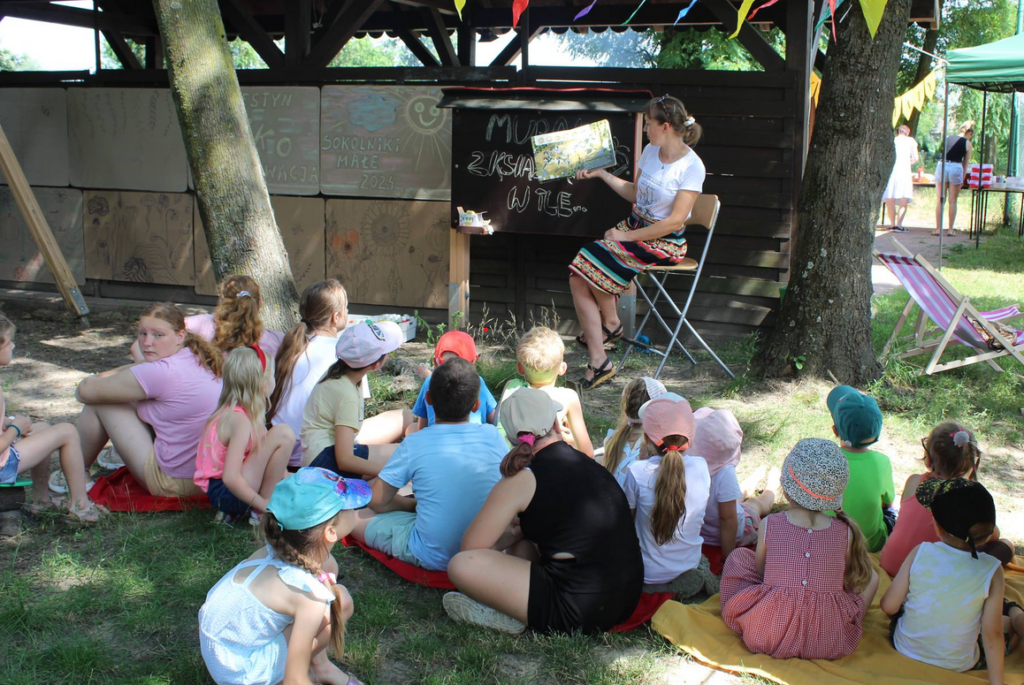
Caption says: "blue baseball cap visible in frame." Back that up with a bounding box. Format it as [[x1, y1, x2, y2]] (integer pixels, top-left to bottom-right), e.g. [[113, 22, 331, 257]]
[[267, 467, 372, 531], [826, 385, 883, 448]]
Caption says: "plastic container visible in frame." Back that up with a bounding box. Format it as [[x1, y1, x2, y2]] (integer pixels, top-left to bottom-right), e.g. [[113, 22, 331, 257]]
[[347, 313, 417, 342]]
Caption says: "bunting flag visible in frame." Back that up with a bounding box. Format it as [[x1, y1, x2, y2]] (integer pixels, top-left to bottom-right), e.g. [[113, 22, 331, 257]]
[[673, 0, 701, 25], [575, 0, 599, 20], [892, 71, 938, 127], [728, 0, 758, 38], [747, 0, 782, 22], [453, 0, 466, 20], [622, 0, 649, 25], [814, 0, 844, 42], [810, 72, 822, 108], [512, 0, 530, 28], [858, 0, 888, 39]]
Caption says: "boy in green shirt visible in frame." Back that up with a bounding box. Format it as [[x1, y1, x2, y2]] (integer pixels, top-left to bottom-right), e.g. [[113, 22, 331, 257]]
[[826, 385, 895, 553]]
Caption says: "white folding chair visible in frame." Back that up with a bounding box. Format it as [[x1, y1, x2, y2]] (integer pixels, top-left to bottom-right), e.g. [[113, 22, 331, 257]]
[[618, 194, 734, 379]]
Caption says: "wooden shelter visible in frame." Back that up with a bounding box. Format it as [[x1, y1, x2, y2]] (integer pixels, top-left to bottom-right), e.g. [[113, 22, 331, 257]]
[[0, 0, 939, 341]]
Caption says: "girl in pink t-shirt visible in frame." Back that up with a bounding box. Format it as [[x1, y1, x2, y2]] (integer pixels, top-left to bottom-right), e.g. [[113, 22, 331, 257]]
[[76, 303, 223, 497], [194, 346, 294, 519], [880, 422, 1015, 576], [130, 275, 284, 362]]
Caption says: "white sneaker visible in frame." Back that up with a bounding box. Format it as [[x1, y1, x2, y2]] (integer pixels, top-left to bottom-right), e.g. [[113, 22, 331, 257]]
[[97, 445, 125, 470], [49, 470, 95, 494], [442, 592, 526, 634]]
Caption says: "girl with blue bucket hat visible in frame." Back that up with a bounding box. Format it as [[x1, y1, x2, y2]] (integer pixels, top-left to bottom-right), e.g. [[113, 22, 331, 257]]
[[199, 467, 371, 685]]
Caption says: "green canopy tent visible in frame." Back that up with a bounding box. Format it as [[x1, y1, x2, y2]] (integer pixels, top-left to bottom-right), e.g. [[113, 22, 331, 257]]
[[945, 33, 1024, 247]]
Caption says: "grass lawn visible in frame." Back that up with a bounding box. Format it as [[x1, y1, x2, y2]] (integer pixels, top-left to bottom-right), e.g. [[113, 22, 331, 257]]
[[2, 225, 1023, 685]]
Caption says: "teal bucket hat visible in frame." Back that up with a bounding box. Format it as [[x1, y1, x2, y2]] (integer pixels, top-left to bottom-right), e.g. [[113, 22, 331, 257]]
[[267, 467, 372, 531]]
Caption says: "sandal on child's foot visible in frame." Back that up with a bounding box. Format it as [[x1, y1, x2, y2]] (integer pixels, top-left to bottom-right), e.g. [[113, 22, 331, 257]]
[[579, 357, 617, 390], [23, 497, 67, 517], [443, 592, 526, 634], [49, 470, 95, 495], [67, 501, 107, 525]]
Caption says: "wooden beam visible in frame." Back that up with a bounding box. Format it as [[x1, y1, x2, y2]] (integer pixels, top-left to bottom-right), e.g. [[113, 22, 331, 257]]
[[421, 7, 459, 66], [303, 0, 385, 68], [702, 0, 785, 72], [0, 120, 90, 323], [284, 0, 313, 67], [144, 35, 163, 69], [394, 24, 441, 67], [457, 23, 476, 66], [489, 24, 543, 67], [218, 0, 286, 69], [0, 2, 155, 35], [101, 30, 142, 69]]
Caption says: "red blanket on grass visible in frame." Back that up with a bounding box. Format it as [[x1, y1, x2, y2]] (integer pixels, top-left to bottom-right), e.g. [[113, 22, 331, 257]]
[[87, 467, 211, 512], [341, 535, 673, 632]]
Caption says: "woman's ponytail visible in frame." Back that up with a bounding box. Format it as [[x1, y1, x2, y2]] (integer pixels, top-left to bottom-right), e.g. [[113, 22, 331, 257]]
[[650, 435, 689, 545], [212, 275, 264, 354], [500, 433, 537, 477], [605, 379, 648, 477], [835, 509, 873, 594]]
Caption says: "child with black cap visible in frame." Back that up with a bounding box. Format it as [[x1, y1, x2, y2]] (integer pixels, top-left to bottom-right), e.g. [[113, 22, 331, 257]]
[[826, 385, 896, 552], [881, 479, 1022, 684]]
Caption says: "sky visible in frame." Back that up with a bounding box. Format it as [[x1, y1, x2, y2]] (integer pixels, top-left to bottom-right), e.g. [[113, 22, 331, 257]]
[[0, 2, 593, 72]]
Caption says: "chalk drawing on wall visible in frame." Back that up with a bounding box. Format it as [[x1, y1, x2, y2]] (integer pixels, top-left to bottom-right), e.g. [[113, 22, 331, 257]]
[[0, 89, 69, 187], [84, 190, 194, 285], [193, 195, 326, 296], [0, 187, 84, 285], [326, 199, 449, 309]]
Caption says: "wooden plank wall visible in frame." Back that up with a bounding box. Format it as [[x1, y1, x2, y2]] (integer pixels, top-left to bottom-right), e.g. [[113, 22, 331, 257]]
[[468, 68, 796, 341]]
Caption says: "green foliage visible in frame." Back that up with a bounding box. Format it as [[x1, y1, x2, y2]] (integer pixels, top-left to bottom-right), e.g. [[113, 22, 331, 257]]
[[328, 35, 420, 68], [0, 48, 40, 71]]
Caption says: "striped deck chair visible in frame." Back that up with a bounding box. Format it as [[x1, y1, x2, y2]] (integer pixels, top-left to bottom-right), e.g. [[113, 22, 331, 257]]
[[873, 240, 1024, 375]]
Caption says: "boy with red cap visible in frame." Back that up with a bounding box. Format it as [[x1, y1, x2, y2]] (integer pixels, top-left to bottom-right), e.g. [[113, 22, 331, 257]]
[[410, 331, 497, 431]]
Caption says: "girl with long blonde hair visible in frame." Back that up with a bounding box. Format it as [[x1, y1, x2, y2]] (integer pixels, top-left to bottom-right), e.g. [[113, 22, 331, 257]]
[[76, 302, 223, 497], [721, 438, 879, 660], [200, 468, 370, 685], [194, 346, 295, 518], [603, 377, 663, 485]]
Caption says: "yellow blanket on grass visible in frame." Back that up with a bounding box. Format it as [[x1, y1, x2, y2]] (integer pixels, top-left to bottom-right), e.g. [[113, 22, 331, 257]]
[[652, 555, 1024, 685]]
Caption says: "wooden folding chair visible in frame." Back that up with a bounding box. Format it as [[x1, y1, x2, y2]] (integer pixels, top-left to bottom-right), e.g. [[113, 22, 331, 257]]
[[617, 194, 734, 379], [874, 239, 1024, 374]]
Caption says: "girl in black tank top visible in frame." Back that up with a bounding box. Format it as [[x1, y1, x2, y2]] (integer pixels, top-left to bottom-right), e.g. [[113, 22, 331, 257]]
[[443, 388, 644, 635]]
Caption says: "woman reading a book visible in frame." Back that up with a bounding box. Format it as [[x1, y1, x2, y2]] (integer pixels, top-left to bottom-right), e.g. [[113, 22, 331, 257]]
[[568, 95, 706, 390]]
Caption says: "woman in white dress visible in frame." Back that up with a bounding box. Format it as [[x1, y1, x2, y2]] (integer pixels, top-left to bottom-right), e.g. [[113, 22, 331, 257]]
[[883, 125, 919, 233]]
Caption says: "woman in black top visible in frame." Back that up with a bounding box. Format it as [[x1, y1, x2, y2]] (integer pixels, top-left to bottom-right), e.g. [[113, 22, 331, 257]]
[[934, 120, 974, 237], [444, 388, 644, 634]]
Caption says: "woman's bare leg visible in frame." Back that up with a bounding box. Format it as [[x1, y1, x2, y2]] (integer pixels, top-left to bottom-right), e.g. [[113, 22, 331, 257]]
[[947, 183, 962, 232], [77, 404, 154, 487], [357, 409, 412, 445], [447, 549, 531, 623], [884, 199, 896, 227], [895, 199, 909, 228], [571, 275, 615, 379]]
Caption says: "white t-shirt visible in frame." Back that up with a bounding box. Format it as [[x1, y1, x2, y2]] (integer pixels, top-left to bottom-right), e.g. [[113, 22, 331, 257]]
[[272, 335, 340, 464], [604, 427, 644, 488], [634, 144, 706, 224], [623, 453, 711, 584], [700, 465, 746, 546], [894, 542, 1000, 672]]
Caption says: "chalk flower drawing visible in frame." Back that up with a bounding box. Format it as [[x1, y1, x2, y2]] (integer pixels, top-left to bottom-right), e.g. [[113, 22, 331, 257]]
[[361, 202, 410, 259]]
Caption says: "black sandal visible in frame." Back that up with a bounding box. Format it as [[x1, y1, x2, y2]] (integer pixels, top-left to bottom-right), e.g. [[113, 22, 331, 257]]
[[575, 323, 624, 349], [579, 357, 617, 390]]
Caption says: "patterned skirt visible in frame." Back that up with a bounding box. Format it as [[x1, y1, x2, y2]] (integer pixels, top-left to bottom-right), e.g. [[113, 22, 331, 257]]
[[568, 212, 688, 295]]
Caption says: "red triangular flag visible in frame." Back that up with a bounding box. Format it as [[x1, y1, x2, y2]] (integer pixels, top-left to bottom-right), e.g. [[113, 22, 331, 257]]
[[512, 0, 531, 28]]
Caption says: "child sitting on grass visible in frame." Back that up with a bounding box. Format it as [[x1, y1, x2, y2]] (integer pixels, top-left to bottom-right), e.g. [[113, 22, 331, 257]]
[[0, 312, 105, 523], [881, 422, 1015, 577], [194, 346, 295, 520], [721, 438, 879, 660], [690, 407, 780, 563], [410, 331, 497, 431], [200, 467, 370, 685], [603, 377, 664, 486], [351, 358, 508, 571], [301, 322, 410, 479], [882, 479, 1021, 685], [500, 326, 593, 457], [827, 385, 895, 553]]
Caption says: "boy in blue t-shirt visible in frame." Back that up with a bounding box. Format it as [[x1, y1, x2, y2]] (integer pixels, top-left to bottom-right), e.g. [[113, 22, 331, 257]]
[[411, 330, 497, 430], [351, 357, 508, 571]]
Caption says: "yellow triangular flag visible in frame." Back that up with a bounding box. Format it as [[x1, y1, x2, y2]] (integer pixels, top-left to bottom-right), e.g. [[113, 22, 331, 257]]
[[728, 0, 759, 39], [859, 0, 888, 39], [810, 72, 821, 108], [454, 0, 466, 20]]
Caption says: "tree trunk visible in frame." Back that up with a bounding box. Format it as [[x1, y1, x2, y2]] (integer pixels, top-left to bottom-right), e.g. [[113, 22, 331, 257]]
[[755, 0, 912, 384], [152, 0, 298, 330], [907, 28, 939, 137]]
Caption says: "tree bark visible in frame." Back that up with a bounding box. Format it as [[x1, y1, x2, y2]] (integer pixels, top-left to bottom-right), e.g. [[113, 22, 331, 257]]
[[755, 0, 912, 384], [907, 28, 939, 137], [152, 0, 298, 330]]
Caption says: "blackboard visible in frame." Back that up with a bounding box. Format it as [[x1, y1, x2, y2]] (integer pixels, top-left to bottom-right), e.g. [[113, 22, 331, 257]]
[[450, 109, 636, 237]]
